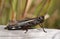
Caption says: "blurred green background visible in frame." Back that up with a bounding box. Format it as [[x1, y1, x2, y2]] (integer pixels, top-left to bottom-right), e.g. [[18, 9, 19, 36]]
[[0, 0, 60, 29]]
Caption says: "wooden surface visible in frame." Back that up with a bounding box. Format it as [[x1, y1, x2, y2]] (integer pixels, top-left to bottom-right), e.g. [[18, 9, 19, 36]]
[[0, 25, 60, 39]]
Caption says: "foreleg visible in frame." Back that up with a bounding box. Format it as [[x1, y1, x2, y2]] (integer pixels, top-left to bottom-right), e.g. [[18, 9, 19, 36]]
[[39, 23, 47, 33]]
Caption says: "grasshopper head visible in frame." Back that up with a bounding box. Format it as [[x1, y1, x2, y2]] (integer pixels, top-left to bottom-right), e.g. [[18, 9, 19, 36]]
[[37, 16, 44, 23]]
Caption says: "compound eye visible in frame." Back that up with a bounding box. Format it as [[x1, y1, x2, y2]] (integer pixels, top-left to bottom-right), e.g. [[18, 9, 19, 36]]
[[39, 16, 44, 19]]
